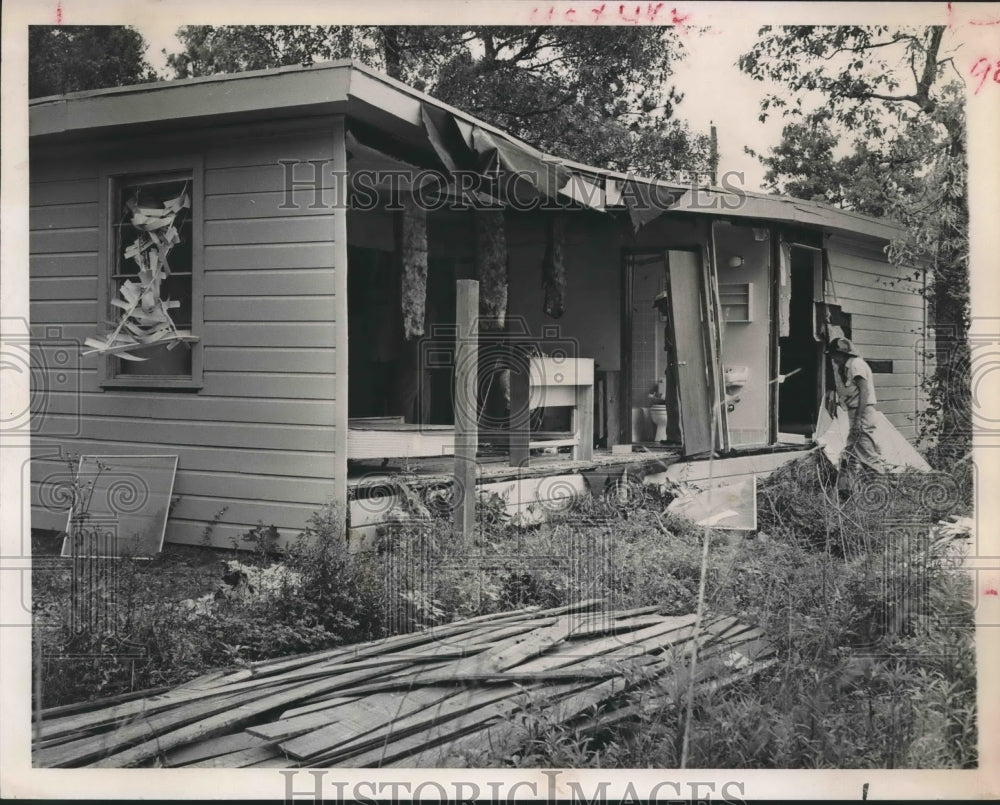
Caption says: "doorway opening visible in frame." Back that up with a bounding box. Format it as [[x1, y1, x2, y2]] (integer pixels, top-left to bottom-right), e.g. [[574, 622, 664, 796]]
[[346, 244, 457, 425], [777, 247, 822, 436]]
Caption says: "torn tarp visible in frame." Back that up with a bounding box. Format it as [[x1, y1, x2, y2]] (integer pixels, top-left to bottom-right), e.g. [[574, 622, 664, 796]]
[[815, 406, 931, 473], [470, 127, 572, 202], [420, 103, 478, 174], [610, 178, 690, 231]]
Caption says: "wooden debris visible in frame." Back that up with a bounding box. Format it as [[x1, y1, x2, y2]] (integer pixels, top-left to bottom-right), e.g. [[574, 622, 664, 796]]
[[33, 601, 774, 768]]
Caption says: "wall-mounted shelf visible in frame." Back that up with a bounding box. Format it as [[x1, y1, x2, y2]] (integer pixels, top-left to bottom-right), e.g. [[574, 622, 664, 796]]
[[720, 282, 753, 323]]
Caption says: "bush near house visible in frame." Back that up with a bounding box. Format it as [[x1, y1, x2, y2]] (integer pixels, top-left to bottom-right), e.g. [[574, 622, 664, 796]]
[[32, 453, 975, 768]]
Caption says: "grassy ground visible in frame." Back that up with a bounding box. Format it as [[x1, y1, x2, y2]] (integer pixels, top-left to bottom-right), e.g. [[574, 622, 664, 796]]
[[31, 453, 976, 768]]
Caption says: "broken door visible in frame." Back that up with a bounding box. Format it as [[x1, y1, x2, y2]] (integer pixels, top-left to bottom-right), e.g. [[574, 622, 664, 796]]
[[666, 249, 714, 456]]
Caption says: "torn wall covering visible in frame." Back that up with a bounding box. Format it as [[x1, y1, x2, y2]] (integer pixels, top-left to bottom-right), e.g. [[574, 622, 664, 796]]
[[542, 213, 567, 319], [400, 195, 428, 340], [475, 208, 508, 330]]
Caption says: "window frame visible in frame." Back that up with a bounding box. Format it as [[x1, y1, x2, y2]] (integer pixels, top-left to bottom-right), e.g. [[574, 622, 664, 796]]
[[97, 154, 204, 390]]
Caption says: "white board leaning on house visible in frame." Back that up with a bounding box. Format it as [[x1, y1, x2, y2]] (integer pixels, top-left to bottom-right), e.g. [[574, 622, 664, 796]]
[[60, 455, 179, 559]]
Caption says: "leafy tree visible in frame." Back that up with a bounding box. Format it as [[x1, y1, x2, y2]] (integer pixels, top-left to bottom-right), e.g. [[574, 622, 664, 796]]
[[741, 26, 969, 466], [29, 26, 158, 98], [167, 25, 711, 176]]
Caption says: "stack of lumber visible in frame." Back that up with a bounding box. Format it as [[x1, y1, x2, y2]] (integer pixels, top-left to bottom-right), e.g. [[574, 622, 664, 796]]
[[33, 600, 774, 769]]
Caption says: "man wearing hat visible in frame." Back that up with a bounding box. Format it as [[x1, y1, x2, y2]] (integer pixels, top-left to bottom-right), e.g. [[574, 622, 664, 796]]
[[826, 336, 883, 471]]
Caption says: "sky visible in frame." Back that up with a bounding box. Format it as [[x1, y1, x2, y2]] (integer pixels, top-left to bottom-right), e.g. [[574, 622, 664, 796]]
[[137, 24, 781, 192]]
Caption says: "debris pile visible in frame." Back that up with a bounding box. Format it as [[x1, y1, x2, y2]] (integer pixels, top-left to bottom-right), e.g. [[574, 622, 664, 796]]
[[33, 600, 772, 768]]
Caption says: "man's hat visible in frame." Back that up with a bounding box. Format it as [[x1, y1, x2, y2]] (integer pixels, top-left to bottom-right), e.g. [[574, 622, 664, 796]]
[[826, 336, 859, 357]]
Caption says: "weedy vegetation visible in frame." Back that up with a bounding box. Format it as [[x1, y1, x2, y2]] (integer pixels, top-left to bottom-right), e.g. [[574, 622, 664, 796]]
[[33, 452, 974, 768]]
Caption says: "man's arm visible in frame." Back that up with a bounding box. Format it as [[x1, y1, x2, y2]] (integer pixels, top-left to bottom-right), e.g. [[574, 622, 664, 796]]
[[852, 376, 871, 433]]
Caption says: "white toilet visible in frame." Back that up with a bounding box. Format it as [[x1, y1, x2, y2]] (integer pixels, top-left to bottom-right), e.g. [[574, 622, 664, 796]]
[[648, 405, 669, 442]]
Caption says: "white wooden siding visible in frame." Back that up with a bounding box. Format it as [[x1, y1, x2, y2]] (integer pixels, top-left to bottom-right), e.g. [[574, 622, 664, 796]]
[[29, 119, 344, 548], [826, 233, 928, 441]]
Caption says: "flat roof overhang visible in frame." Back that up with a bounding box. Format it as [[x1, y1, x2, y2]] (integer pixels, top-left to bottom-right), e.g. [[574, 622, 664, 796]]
[[29, 60, 907, 244]]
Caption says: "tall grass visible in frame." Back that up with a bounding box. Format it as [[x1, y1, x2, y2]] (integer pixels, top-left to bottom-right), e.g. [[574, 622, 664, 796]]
[[34, 453, 976, 768]]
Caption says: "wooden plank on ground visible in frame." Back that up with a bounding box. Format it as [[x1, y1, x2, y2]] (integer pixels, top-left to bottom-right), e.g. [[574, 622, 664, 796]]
[[316, 683, 566, 768], [182, 744, 284, 769], [34, 690, 255, 768], [278, 696, 362, 721], [164, 731, 270, 767], [398, 677, 621, 767], [278, 687, 458, 761], [87, 663, 411, 768], [378, 682, 586, 768]]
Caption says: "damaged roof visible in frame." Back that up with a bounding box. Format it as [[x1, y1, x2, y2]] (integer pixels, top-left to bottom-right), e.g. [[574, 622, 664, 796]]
[[29, 60, 905, 242]]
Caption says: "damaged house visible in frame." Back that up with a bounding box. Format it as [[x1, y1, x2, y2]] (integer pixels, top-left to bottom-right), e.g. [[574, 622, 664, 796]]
[[27, 61, 929, 548]]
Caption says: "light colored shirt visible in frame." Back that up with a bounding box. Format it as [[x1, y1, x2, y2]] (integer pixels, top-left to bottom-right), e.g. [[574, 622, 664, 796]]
[[834, 356, 877, 409]]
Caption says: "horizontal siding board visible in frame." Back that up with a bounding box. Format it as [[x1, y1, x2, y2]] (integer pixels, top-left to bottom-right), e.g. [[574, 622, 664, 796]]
[[204, 216, 334, 246], [836, 297, 924, 322], [205, 243, 334, 270], [172, 473, 334, 507], [29, 227, 100, 254], [826, 233, 893, 259], [201, 322, 335, 347], [875, 399, 918, 416], [29, 478, 325, 524], [203, 268, 336, 296], [849, 315, 926, 336], [832, 280, 923, 309], [30, 203, 99, 231], [35, 413, 334, 451], [28, 504, 310, 550], [30, 178, 98, 206], [30, 300, 96, 323], [205, 164, 340, 196], [158, 521, 303, 550], [842, 345, 923, 361], [162, 500, 318, 535], [849, 327, 924, 348], [32, 323, 111, 342], [30, 276, 97, 301], [829, 264, 923, 297], [37, 391, 333, 426], [202, 347, 335, 374], [201, 372, 336, 399], [204, 295, 334, 322], [204, 134, 334, 171], [32, 437, 336, 479], [30, 253, 97, 278], [205, 190, 335, 220], [29, 122, 346, 547], [29, 153, 101, 182]]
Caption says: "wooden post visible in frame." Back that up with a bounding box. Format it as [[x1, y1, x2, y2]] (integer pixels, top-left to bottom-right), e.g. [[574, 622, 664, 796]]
[[454, 280, 479, 542], [573, 383, 595, 461], [508, 343, 530, 468]]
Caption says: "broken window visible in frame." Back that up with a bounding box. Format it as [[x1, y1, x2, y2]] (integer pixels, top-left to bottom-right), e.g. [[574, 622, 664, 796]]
[[90, 163, 203, 388]]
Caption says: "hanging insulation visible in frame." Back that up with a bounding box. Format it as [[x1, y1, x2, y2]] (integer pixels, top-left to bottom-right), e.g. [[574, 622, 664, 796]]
[[542, 213, 567, 319], [475, 208, 508, 330], [400, 195, 428, 340]]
